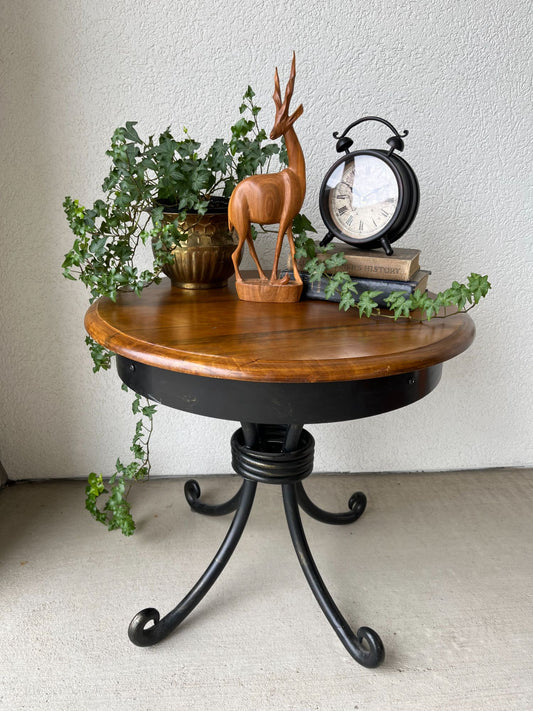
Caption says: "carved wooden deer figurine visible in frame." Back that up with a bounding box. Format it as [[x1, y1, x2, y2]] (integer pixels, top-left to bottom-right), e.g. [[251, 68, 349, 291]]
[[228, 53, 305, 301]]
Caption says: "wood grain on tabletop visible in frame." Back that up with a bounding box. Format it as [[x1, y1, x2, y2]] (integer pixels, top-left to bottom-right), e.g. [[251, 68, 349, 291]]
[[85, 279, 475, 383]]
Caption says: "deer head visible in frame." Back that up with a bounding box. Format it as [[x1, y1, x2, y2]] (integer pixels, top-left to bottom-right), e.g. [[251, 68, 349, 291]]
[[270, 52, 304, 140]]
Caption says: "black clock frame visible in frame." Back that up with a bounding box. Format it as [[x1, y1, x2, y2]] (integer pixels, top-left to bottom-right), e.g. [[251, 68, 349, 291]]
[[318, 116, 420, 255]]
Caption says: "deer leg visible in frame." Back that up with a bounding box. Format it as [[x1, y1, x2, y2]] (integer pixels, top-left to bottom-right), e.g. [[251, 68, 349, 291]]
[[270, 224, 289, 284], [286, 225, 303, 285], [245, 232, 268, 281], [231, 234, 246, 282]]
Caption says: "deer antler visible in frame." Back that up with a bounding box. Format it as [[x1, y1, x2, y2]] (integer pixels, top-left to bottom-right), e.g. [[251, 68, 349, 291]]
[[271, 53, 303, 138], [273, 67, 282, 111], [273, 52, 297, 119], [283, 52, 297, 112]]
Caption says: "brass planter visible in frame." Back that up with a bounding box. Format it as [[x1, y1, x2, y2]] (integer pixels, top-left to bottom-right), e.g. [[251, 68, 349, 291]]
[[159, 211, 238, 289]]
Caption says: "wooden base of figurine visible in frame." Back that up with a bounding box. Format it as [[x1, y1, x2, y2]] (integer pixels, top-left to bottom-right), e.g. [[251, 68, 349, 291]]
[[235, 278, 303, 303]]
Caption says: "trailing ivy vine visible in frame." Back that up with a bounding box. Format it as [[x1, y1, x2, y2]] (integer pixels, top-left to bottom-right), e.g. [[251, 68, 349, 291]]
[[82, 337, 157, 535], [293, 224, 491, 321]]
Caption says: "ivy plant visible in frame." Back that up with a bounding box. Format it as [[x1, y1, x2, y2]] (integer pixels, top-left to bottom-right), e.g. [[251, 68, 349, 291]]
[[62, 86, 282, 303]]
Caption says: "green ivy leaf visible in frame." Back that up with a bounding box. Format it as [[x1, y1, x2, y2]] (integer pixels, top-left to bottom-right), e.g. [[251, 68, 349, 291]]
[[141, 404, 157, 417], [243, 85, 255, 101], [421, 297, 440, 320], [357, 290, 382, 318], [324, 279, 338, 300], [292, 213, 317, 237], [279, 137, 288, 166], [87, 472, 105, 498], [207, 138, 231, 173], [384, 291, 412, 320], [131, 394, 141, 414], [467, 272, 491, 304], [324, 252, 347, 270], [130, 444, 144, 460], [230, 117, 255, 140], [85, 336, 114, 372], [445, 281, 472, 310], [339, 284, 357, 311], [305, 257, 327, 283]]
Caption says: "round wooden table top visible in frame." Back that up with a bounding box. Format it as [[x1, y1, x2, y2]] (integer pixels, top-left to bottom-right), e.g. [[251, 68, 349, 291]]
[[85, 279, 475, 384]]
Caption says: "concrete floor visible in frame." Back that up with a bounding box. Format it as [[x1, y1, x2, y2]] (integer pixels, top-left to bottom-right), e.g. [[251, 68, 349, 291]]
[[1, 469, 532, 711]]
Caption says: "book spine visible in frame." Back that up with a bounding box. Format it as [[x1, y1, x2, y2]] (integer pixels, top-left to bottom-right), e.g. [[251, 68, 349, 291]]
[[296, 255, 418, 281], [326, 259, 417, 281]]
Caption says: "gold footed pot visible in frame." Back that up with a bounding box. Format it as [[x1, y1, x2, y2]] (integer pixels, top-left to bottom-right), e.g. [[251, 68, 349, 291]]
[[159, 210, 239, 289]]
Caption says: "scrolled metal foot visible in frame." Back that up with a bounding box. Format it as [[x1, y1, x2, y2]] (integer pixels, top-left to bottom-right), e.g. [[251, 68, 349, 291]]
[[128, 479, 257, 647], [283, 483, 384, 668], [349, 491, 367, 518], [128, 608, 161, 647], [355, 626, 385, 666], [184, 479, 244, 516], [296, 481, 367, 525]]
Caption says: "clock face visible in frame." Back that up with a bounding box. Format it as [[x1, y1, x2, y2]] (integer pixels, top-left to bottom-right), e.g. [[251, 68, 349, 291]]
[[327, 154, 399, 240]]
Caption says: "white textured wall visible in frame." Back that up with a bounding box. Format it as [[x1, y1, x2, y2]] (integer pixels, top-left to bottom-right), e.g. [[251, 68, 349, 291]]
[[1, 0, 531, 481]]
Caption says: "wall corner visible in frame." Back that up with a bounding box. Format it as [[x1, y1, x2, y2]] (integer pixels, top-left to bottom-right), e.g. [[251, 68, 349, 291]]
[[0, 460, 8, 487]]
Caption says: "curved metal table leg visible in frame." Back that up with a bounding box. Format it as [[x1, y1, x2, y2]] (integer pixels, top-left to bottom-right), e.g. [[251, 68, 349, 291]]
[[282, 483, 385, 668], [184, 479, 244, 516], [128, 478, 257, 647], [295, 481, 367, 525]]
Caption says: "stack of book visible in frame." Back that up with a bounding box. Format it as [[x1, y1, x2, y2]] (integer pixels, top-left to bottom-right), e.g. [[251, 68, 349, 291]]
[[289, 245, 430, 307]]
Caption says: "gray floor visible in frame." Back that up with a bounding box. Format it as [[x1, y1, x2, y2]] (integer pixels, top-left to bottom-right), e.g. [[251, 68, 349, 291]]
[[1, 469, 532, 711]]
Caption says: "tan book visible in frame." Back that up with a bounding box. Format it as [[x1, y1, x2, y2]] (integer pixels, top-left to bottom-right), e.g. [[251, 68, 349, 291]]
[[298, 245, 421, 281]]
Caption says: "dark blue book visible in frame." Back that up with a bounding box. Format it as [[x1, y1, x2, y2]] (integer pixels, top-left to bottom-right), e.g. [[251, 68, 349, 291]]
[[281, 269, 430, 307]]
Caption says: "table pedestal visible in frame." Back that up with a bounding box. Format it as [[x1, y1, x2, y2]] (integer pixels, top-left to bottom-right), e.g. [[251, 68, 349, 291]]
[[128, 423, 385, 668]]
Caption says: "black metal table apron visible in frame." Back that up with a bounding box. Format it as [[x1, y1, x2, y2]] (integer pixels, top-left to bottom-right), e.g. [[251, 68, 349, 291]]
[[119, 355, 443, 669]]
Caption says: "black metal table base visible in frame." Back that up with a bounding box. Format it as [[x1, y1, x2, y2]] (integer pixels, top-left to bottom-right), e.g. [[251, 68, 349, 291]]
[[128, 424, 385, 668]]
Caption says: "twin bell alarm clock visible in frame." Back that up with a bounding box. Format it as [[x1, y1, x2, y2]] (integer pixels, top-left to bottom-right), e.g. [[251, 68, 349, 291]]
[[318, 116, 419, 255]]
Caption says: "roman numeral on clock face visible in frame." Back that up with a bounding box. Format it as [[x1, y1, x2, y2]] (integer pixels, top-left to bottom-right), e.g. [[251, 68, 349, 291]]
[[337, 206, 348, 215]]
